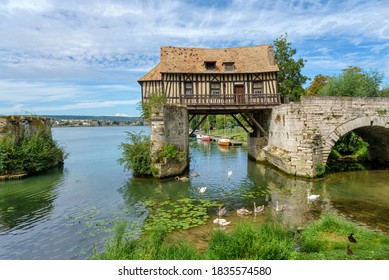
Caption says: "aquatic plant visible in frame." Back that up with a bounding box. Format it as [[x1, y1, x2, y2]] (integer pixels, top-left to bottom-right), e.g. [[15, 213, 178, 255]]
[[143, 198, 219, 232]]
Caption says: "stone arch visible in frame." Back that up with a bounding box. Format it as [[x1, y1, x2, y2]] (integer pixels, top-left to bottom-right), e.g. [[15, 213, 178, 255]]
[[322, 115, 389, 165]]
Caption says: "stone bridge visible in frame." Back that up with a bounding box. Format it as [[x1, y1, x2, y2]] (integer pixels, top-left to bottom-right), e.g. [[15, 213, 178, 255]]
[[261, 96, 389, 177]]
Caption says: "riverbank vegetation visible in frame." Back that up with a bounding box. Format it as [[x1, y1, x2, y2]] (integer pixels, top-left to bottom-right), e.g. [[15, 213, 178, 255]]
[[92, 212, 389, 260], [117, 131, 153, 177], [0, 130, 65, 178]]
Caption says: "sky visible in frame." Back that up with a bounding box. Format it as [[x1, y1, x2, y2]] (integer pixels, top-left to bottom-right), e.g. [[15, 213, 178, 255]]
[[0, 0, 388, 117]]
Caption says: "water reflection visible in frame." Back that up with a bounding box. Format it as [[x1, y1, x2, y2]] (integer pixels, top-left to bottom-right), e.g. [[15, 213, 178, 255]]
[[0, 167, 63, 233]]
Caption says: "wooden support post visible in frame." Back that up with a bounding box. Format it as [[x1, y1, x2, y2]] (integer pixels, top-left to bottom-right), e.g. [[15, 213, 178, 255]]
[[189, 114, 208, 135], [230, 114, 250, 133], [244, 113, 268, 139]]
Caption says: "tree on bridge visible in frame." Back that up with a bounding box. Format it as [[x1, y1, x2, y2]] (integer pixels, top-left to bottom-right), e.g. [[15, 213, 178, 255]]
[[306, 74, 331, 96], [318, 66, 387, 97], [273, 33, 309, 102]]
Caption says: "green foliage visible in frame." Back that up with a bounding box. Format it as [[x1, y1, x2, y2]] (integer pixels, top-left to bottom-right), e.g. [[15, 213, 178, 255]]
[[315, 163, 326, 177], [0, 131, 65, 175], [332, 132, 367, 155], [273, 33, 309, 102], [94, 213, 389, 260], [206, 222, 296, 260], [139, 91, 167, 120], [159, 144, 185, 161], [143, 198, 218, 232], [306, 74, 331, 96], [299, 212, 389, 260], [318, 66, 384, 97], [117, 131, 152, 177]]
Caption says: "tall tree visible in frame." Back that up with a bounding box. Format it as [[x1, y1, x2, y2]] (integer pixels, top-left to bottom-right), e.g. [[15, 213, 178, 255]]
[[306, 74, 331, 96], [273, 33, 309, 102]]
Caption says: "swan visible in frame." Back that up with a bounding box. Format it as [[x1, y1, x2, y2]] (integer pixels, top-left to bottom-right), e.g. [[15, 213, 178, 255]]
[[213, 218, 230, 226], [175, 176, 189, 182], [217, 206, 226, 217], [307, 189, 320, 201], [227, 168, 232, 179], [237, 207, 252, 215], [199, 187, 207, 193], [190, 172, 200, 177], [253, 202, 265, 213], [274, 201, 286, 212]]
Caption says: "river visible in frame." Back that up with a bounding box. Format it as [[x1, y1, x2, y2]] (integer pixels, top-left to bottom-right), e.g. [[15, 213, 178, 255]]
[[0, 126, 388, 259]]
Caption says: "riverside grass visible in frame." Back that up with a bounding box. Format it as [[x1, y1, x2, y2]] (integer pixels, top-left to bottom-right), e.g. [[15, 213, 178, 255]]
[[92, 212, 389, 260]]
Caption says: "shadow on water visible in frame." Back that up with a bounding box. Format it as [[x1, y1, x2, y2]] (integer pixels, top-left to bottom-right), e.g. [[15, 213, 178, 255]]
[[0, 167, 64, 233]]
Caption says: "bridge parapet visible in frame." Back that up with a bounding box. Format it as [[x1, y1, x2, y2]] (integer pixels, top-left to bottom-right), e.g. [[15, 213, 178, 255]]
[[263, 96, 389, 177]]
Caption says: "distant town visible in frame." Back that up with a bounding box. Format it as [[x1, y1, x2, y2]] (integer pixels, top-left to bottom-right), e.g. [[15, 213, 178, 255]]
[[44, 115, 146, 127]]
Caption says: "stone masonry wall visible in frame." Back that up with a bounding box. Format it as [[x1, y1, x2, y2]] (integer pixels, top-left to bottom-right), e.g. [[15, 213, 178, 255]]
[[264, 96, 389, 177], [150, 104, 189, 178]]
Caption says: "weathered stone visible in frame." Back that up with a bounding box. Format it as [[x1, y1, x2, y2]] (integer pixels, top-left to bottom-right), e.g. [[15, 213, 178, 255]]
[[262, 96, 389, 177]]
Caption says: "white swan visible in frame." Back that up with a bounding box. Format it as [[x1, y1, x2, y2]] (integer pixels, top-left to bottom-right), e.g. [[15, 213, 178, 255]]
[[274, 201, 286, 212], [190, 172, 200, 177], [199, 187, 207, 193], [307, 190, 320, 201], [237, 207, 252, 215], [213, 218, 230, 226], [227, 168, 233, 179], [217, 206, 226, 216], [253, 202, 265, 213]]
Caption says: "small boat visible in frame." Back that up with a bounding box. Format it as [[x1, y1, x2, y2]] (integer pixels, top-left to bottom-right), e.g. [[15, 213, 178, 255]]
[[217, 138, 230, 146], [201, 135, 211, 141]]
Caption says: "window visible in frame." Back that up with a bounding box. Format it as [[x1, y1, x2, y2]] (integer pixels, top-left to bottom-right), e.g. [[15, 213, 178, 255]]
[[252, 81, 263, 95], [210, 82, 220, 95], [185, 82, 193, 95], [224, 62, 234, 71], [205, 61, 216, 71]]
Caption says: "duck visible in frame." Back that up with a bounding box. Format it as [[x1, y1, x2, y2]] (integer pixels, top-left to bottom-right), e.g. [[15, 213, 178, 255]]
[[213, 218, 230, 226], [217, 206, 226, 217], [237, 207, 252, 215], [348, 233, 357, 243], [346, 245, 353, 256], [227, 168, 233, 179], [190, 172, 200, 177], [274, 201, 286, 212], [199, 187, 207, 194], [175, 176, 189, 182], [253, 202, 265, 214]]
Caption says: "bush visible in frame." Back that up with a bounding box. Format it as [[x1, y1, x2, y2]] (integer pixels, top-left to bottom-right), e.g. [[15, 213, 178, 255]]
[[0, 131, 65, 175], [117, 131, 153, 177]]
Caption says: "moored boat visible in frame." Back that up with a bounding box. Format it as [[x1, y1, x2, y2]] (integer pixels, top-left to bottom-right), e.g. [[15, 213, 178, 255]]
[[201, 135, 211, 141], [218, 138, 230, 146]]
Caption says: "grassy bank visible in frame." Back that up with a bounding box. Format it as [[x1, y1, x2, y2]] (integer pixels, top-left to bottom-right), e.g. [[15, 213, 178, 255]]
[[92, 212, 389, 260]]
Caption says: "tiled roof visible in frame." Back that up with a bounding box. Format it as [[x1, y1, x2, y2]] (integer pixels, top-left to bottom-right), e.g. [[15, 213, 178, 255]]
[[138, 45, 278, 82]]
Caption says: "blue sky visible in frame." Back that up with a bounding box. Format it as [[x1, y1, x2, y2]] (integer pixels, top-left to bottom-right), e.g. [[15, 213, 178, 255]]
[[0, 0, 388, 117]]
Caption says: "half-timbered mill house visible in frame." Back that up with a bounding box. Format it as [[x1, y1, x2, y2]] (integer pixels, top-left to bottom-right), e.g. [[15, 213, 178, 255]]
[[138, 45, 280, 115], [138, 45, 281, 177]]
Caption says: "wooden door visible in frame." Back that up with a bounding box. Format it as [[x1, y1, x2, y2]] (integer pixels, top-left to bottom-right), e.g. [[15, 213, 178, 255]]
[[234, 85, 245, 104]]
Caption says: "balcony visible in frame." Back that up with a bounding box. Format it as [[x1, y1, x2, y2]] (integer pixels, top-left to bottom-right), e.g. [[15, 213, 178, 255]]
[[178, 93, 281, 114]]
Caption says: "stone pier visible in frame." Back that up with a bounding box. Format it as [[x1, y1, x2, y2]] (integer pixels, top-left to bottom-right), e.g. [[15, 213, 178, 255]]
[[150, 104, 189, 178]]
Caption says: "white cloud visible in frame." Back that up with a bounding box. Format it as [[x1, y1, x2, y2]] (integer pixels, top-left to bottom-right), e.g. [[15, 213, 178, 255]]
[[0, 0, 388, 115]]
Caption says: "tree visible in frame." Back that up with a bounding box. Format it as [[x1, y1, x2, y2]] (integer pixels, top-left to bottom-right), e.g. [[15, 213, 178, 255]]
[[306, 74, 331, 96], [273, 33, 309, 102], [318, 66, 384, 97]]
